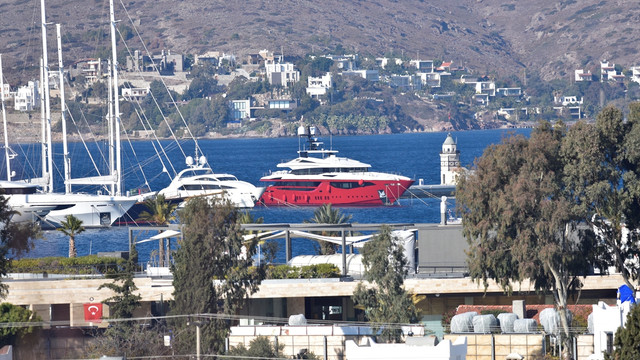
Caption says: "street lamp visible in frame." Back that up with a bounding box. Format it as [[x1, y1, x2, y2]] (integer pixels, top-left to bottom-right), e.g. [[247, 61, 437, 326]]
[[187, 320, 203, 360]]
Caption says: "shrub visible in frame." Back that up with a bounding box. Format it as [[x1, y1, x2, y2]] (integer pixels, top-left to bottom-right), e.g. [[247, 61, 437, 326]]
[[266, 264, 340, 279], [10, 256, 126, 276]]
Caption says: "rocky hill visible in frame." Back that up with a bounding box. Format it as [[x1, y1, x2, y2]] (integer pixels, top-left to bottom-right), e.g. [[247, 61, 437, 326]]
[[1, 0, 638, 84]]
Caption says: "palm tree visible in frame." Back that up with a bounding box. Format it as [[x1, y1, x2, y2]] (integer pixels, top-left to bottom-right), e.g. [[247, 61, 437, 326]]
[[306, 204, 352, 255], [137, 194, 177, 225], [57, 215, 85, 258], [238, 211, 275, 264], [137, 194, 178, 267]]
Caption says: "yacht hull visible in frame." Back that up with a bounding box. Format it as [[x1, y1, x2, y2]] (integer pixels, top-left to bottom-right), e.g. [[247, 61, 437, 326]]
[[259, 178, 413, 206]]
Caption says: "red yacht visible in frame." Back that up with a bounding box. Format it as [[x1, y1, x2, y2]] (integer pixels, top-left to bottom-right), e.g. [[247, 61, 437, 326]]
[[259, 126, 414, 206]]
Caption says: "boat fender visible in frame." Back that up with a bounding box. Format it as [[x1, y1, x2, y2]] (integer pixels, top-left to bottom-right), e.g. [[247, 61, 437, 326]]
[[358, 179, 364, 186]]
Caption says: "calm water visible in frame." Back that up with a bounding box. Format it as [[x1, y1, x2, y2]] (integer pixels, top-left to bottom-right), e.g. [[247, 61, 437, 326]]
[[4, 129, 530, 263]]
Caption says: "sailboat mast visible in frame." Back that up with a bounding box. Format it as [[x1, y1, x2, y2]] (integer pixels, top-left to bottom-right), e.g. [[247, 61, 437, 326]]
[[39, 58, 47, 185], [56, 24, 71, 194], [109, 0, 122, 196], [40, 0, 53, 193], [0, 55, 11, 181], [107, 59, 115, 195]]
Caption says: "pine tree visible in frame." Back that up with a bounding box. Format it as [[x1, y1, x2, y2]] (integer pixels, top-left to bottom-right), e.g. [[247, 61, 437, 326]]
[[353, 225, 417, 343], [609, 305, 640, 359], [171, 197, 264, 355]]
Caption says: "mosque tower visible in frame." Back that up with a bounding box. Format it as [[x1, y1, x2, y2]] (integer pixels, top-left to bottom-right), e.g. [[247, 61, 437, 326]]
[[440, 133, 460, 185]]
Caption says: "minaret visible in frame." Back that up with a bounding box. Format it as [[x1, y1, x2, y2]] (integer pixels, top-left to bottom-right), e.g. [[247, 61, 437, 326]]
[[440, 133, 460, 185]]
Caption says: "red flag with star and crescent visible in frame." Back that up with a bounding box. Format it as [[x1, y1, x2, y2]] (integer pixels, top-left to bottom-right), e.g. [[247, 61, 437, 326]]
[[84, 303, 103, 322]]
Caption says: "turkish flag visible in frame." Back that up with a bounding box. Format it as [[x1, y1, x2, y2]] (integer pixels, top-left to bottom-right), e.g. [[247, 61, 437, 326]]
[[84, 303, 103, 323]]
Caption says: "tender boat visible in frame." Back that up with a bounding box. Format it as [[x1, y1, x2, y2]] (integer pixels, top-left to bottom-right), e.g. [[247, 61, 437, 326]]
[[158, 156, 265, 208], [259, 126, 413, 206]]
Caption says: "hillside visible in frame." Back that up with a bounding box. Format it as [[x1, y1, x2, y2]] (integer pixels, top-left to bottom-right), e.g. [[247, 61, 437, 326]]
[[1, 0, 638, 85]]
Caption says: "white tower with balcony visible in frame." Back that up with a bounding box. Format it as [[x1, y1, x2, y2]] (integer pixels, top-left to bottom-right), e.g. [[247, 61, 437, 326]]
[[440, 133, 460, 185]]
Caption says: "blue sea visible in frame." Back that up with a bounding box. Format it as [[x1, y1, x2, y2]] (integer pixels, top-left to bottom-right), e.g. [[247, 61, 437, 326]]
[[4, 128, 530, 264]]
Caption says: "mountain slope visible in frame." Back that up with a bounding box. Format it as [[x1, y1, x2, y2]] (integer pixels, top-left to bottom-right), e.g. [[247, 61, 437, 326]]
[[1, 0, 638, 84]]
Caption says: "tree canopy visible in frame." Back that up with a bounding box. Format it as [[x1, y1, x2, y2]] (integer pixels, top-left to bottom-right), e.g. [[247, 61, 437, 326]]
[[170, 197, 264, 355], [561, 104, 640, 292], [353, 225, 417, 343], [456, 122, 601, 355], [0, 195, 40, 298], [57, 214, 85, 258]]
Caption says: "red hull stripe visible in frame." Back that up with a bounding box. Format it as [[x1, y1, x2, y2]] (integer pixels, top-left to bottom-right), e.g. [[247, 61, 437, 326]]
[[259, 180, 414, 206]]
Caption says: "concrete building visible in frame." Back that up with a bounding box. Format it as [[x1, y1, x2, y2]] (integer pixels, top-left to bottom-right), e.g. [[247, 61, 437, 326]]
[[575, 69, 594, 82], [306, 72, 332, 99], [417, 72, 442, 88], [323, 54, 357, 70], [127, 50, 184, 73], [630, 66, 640, 84], [13, 81, 39, 112], [69, 58, 106, 83], [341, 69, 379, 82], [121, 87, 149, 102], [410, 59, 434, 72], [229, 98, 252, 121], [496, 87, 522, 97], [265, 62, 300, 88]]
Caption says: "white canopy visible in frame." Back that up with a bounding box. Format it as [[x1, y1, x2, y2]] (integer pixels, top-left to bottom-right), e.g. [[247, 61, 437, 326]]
[[136, 229, 181, 244]]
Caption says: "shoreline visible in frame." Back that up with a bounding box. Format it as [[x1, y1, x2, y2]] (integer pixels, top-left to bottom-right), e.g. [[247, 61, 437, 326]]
[[7, 121, 536, 145]]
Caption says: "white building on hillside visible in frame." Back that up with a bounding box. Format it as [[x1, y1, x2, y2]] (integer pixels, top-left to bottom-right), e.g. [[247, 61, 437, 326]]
[[265, 62, 299, 88], [306, 72, 332, 99], [14, 81, 39, 112]]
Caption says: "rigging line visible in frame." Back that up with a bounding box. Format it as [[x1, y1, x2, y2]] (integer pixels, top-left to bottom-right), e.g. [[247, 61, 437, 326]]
[[130, 94, 177, 178], [399, 187, 432, 207], [64, 104, 109, 190], [113, 23, 188, 163], [120, 122, 151, 191], [117, 0, 206, 166]]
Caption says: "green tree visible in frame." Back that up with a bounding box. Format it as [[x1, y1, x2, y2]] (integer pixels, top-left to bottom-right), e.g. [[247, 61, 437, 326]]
[[0, 303, 41, 347], [91, 246, 148, 357], [561, 104, 640, 293], [353, 225, 417, 343], [137, 194, 177, 267], [306, 204, 352, 255], [0, 196, 40, 298], [99, 245, 141, 319], [170, 197, 264, 355], [57, 215, 85, 258], [456, 122, 600, 357], [608, 304, 640, 359]]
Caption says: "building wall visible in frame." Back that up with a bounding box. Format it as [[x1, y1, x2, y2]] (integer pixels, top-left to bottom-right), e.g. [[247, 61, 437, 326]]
[[416, 225, 468, 273], [445, 334, 544, 360]]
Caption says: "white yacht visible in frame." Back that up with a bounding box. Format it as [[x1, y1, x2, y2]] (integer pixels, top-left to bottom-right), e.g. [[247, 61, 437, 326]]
[[0, 181, 59, 223], [158, 156, 264, 208]]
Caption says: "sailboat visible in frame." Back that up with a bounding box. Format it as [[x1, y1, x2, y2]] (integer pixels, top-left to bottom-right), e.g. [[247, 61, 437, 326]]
[[3, 0, 137, 228], [0, 54, 58, 223]]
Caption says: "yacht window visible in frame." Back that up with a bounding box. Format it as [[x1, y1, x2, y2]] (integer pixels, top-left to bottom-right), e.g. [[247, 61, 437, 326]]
[[330, 181, 374, 189], [180, 184, 222, 191], [274, 181, 321, 187]]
